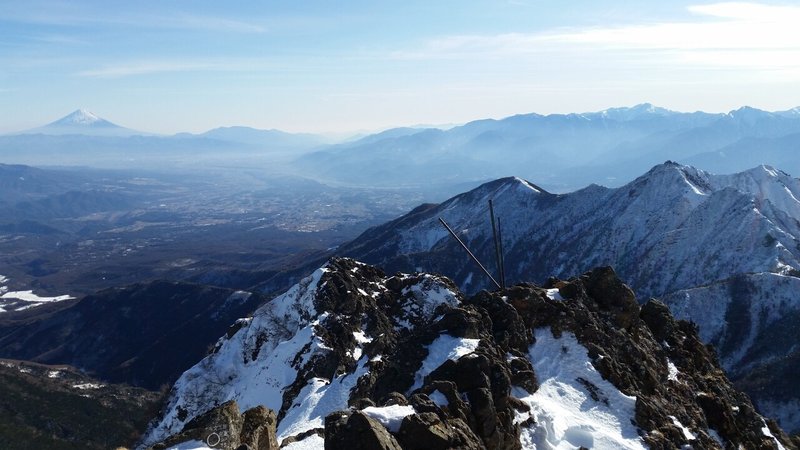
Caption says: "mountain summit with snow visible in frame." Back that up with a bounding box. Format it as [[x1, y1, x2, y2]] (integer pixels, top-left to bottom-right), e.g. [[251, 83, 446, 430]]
[[50, 109, 108, 126], [20, 109, 142, 136], [141, 258, 794, 449]]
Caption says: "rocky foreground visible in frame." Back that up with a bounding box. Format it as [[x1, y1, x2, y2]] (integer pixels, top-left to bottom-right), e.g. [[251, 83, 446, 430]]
[[142, 258, 798, 449]]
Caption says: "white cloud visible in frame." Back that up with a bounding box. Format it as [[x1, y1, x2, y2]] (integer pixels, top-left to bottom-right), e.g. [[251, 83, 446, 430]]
[[399, 2, 800, 72], [76, 62, 215, 78], [74, 58, 299, 78]]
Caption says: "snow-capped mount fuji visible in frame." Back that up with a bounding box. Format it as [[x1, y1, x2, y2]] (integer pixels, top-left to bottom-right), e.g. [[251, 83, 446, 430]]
[[141, 258, 794, 449], [50, 109, 110, 126], [21, 109, 143, 137]]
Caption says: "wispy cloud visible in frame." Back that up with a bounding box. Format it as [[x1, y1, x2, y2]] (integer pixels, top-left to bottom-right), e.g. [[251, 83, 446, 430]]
[[74, 58, 300, 78], [397, 2, 800, 71], [0, 2, 266, 33], [146, 14, 266, 34], [76, 62, 217, 78]]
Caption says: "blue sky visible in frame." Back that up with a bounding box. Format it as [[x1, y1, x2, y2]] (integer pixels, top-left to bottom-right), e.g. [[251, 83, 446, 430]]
[[1, 1, 799, 134]]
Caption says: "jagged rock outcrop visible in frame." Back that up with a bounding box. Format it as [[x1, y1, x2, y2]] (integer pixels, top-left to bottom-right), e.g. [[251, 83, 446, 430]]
[[150, 400, 278, 450], [142, 258, 796, 449]]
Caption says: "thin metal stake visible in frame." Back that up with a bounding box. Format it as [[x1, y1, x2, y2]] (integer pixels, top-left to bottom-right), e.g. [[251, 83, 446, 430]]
[[497, 216, 506, 289], [439, 217, 502, 290], [488, 200, 504, 290]]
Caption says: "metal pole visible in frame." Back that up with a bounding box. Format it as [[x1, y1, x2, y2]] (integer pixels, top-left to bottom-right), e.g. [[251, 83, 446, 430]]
[[439, 217, 502, 290], [497, 216, 506, 289], [488, 200, 505, 290]]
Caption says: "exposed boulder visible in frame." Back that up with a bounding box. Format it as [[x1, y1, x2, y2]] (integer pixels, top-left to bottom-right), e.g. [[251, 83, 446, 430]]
[[325, 410, 402, 450], [150, 400, 277, 450]]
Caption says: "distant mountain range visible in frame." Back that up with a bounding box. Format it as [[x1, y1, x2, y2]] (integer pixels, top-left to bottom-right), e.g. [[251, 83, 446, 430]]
[[3, 105, 800, 193], [296, 104, 800, 191]]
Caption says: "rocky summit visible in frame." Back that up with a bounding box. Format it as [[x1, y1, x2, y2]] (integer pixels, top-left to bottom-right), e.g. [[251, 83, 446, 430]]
[[141, 258, 797, 449]]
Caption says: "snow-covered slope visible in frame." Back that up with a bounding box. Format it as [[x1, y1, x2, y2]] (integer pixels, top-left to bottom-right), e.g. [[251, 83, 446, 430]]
[[663, 272, 800, 432], [141, 259, 793, 449], [0, 274, 74, 314], [339, 162, 800, 299]]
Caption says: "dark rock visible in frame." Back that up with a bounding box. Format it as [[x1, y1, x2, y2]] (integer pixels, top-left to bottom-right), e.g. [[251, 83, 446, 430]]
[[152, 401, 278, 450], [241, 406, 278, 450], [581, 266, 639, 329], [324, 411, 402, 450], [397, 412, 453, 449], [396, 411, 486, 450], [382, 392, 409, 407]]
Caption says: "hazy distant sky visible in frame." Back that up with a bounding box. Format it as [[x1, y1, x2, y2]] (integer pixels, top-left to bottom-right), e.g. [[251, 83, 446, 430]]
[[1, 1, 799, 134]]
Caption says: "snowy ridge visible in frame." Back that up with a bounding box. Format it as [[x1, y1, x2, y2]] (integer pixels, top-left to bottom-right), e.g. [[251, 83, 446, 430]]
[[142, 260, 462, 447], [341, 162, 800, 299]]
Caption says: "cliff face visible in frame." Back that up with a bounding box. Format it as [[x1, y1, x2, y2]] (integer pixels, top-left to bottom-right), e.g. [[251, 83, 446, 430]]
[[143, 258, 797, 449]]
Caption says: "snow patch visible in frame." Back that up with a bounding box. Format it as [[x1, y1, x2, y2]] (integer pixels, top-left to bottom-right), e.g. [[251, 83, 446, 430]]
[[761, 420, 786, 450], [409, 335, 480, 393], [668, 415, 696, 441], [73, 383, 105, 390], [353, 331, 372, 344], [513, 328, 645, 450], [361, 404, 416, 432], [282, 433, 324, 450], [277, 357, 369, 441], [545, 288, 563, 301], [667, 360, 679, 382]]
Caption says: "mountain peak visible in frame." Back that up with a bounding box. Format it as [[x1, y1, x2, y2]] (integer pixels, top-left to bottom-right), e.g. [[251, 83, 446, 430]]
[[48, 109, 115, 127], [776, 106, 800, 117], [726, 106, 774, 122], [633, 161, 712, 198], [17, 109, 143, 136], [592, 103, 676, 121], [65, 109, 100, 124]]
